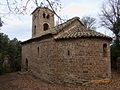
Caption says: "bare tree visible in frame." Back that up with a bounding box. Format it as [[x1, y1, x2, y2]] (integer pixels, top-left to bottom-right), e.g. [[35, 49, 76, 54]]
[[0, 0, 63, 21], [99, 0, 120, 38], [81, 16, 97, 30]]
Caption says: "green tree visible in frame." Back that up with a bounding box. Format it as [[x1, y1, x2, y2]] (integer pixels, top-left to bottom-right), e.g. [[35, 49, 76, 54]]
[[8, 38, 21, 71], [0, 33, 21, 74], [111, 44, 120, 69]]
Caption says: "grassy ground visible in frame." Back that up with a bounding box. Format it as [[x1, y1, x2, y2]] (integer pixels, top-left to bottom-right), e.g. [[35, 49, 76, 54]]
[[0, 71, 120, 90]]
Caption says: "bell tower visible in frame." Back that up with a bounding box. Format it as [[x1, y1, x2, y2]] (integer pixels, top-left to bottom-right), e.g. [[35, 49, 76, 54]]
[[31, 7, 54, 38]]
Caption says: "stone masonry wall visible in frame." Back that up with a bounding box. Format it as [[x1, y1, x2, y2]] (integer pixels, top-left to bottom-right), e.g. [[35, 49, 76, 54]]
[[22, 37, 111, 85]]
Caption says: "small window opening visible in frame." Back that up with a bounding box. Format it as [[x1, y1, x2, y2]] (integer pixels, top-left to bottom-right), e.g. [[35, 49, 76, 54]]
[[68, 50, 70, 56], [47, 14, 50, 19], [43, 23, 49, 31], [103, 44, 107, 57], [26, 58, 28, 71], [43, 13, 46, 18], [37, 47, 39, 54], [83, 71, 88, 73], [34, 25, 36, 35]]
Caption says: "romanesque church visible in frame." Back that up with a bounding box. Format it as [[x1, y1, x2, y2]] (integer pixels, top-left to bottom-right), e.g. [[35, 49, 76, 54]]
[[22, 7, 112, 84]]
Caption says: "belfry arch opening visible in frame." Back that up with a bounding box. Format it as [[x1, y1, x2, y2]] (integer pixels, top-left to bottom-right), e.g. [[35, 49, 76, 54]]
[[43, 23, 49, 31], [43, 13, 46, 18], [47, 14, 50, 19]]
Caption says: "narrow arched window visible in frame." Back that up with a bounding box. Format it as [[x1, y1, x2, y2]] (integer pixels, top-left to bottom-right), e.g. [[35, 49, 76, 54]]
[[37, 47, 39, 54], [47, 14, 50, 19], [103, 44, 107, 57], [68, 50, 70, 56], [43, 23, 49, 31], [43, 13, 46, 18], [26, 58, 28, 71], [34, 25, 36, 35]]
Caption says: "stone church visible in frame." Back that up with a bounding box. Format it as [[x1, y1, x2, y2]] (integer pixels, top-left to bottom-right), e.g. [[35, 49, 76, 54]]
[[22, 7, 112, 85]]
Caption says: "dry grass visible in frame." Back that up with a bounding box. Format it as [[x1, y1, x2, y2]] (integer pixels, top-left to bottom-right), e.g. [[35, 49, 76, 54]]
[[0, 71, 120, 90]]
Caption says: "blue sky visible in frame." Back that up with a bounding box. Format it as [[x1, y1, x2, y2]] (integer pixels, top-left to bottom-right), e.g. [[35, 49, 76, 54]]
[[0, 0, 113, 41]]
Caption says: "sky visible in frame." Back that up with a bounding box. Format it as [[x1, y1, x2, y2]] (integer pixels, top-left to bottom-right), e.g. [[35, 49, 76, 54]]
[[0, 0, 113, 41]]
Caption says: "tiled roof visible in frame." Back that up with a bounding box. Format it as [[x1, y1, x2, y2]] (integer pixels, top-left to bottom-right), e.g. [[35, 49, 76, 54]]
[[54, 25, 112, 40], [22, 17, 112, 44], [31, 17, 81, 38], [21, 17, 81, 44], [43, 17, 81, 34]]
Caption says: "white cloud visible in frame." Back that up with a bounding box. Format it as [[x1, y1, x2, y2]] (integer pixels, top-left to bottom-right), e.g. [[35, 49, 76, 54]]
[[60, 4, 90, 15], [1, 15, 32, 41], [1, 22, 31, 41]]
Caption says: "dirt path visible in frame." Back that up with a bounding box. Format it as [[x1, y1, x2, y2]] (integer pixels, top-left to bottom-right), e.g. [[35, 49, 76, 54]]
[[0, 71, 120, 90]]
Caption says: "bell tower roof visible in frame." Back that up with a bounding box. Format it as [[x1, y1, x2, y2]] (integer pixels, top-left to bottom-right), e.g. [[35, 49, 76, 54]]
[[31, 7, 54, 15]]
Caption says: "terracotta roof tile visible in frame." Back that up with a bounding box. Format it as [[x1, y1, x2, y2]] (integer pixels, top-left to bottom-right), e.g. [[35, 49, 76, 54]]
[[54, 25, 112, 40], [32, 17, 80, 38], [21, 17, 80, 44], [22, 17, 112, 44]]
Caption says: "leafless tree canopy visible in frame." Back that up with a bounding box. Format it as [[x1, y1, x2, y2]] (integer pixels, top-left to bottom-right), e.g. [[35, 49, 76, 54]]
[[100, 0, 120, 36], [0, 0, 63, 21], [81, 16, 97, 30], [1, 0, 61, 14]]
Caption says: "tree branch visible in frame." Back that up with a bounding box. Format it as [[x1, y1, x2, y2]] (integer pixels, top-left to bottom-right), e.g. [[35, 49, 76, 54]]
[[46, 0, 65, 22]]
